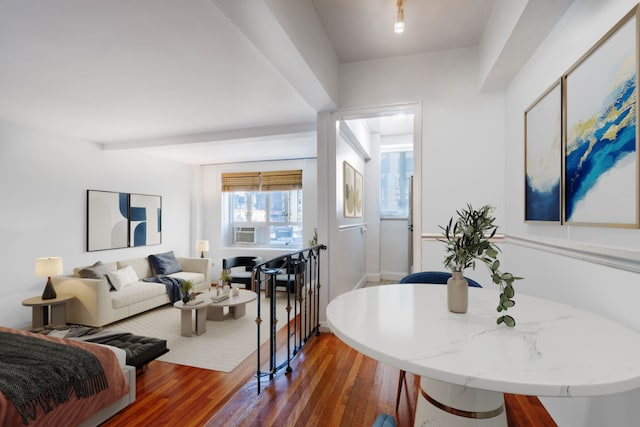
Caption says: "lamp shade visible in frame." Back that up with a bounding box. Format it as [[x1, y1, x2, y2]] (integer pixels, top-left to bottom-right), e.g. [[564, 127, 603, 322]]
[[35, 257, 63, 277], [196, 240, 209, 252]]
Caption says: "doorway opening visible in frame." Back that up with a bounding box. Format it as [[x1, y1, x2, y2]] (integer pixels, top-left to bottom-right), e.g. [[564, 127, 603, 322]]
[[336, 104, 420, 283]]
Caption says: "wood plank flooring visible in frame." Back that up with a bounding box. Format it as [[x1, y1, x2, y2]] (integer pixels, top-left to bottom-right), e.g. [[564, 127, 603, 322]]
[[102, 330, 557, 427]]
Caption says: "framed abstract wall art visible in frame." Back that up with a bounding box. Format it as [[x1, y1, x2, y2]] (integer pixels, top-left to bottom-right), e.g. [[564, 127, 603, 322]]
[[87, 190, 162, 251], [563, 6, 639, 227], [343, 161, 363, 218], [87, 190, 129, 251], [524, 79, 562, 223], [129, 193, 162, 247], [354, 169, 363, 217]]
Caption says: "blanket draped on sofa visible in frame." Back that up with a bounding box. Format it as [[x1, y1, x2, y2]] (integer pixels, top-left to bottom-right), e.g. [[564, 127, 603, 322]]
[[0, 331, 109, 425], [143, 275, 184, 303]]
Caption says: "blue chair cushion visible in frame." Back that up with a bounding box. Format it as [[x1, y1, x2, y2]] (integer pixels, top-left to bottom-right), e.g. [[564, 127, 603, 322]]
[[399, 271, 482, 288], [372, 413, 397, 427]]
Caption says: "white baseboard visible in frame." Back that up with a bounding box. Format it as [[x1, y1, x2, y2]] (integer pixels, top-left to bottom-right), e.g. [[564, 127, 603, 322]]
[[366, 273, 381, 282], [380, 271, 407, 282]]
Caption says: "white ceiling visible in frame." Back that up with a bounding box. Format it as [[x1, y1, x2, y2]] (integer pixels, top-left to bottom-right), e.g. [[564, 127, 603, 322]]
[[0, 0, 568, 165], [311, 0, 496, 63]]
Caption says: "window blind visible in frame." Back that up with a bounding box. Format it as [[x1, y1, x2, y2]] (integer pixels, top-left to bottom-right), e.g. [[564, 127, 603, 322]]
[[221, 170, 302, 192]]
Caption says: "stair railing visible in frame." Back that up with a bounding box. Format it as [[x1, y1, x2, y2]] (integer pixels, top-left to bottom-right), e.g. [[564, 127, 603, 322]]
[[253, 244, 327, 394]]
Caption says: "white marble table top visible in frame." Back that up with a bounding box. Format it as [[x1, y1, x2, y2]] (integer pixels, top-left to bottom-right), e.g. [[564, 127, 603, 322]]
[[326, 284, 640, 397]]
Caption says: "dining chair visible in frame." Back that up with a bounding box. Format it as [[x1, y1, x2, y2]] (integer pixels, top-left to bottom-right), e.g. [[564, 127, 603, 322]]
[[395, 271, 483, 412], [222, 256, 263, 290]]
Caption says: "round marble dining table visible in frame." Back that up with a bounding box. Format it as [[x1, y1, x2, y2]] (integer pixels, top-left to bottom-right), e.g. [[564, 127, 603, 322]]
[[327, 284, 640, 427]]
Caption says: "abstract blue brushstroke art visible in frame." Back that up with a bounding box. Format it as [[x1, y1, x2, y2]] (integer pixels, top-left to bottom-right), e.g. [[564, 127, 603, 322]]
[[565, 12, 637, 226], [525, 82, 562, 222]]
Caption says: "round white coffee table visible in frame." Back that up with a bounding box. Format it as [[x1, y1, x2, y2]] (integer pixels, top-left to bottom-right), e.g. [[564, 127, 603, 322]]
[[173, 296, 212, 337], [207, 289, 257, 321]]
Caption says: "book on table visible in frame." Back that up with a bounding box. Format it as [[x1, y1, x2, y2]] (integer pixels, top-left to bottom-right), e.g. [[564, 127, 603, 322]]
[[210, 294, 229, 303]]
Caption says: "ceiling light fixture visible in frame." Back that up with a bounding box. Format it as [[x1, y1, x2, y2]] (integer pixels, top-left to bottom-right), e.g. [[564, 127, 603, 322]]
[[394, 0, 405, 34]]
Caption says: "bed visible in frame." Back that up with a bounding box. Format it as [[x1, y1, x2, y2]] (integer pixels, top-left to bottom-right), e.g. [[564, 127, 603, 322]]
[[0, 326, 135, 426]]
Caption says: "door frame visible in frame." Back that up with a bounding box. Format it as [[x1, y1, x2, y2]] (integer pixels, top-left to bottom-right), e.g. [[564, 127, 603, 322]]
[[329, 102, 422, 282]]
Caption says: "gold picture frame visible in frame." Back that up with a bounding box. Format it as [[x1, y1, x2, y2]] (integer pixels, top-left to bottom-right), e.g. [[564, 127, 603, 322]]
[[343, 161, 363, 218]]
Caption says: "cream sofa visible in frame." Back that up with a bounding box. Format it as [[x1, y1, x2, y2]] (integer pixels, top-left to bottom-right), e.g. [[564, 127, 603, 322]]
[[52, 255, 210, 327]]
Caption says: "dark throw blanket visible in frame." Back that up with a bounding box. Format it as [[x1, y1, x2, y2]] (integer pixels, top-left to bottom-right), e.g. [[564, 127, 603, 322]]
[[143, 275, 184, 303], [0, 331, 108, 425]]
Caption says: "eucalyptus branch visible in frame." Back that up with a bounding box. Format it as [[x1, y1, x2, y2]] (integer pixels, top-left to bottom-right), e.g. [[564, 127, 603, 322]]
[[439, 204, 522, 327]]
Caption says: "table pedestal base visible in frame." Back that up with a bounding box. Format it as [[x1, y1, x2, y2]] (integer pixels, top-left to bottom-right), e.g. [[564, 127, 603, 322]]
[[414, 377, 507, 427], [180, 306, 208, 337]]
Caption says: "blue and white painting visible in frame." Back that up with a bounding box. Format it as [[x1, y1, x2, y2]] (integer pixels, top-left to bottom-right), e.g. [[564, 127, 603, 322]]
[[87, 190, 129, 251], [129, 194, 162, 246], [565, 14, 637, 226], [525, 82, 562, 222]]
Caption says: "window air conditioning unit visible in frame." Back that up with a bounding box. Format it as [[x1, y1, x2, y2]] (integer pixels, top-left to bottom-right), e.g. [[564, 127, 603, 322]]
[[234, 227, 256, 244]]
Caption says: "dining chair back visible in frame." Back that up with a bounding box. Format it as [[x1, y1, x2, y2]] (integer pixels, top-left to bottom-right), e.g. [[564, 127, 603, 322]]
[[395, 270, 482, 412], [399, 271, 482, 287], [222, 256, 263, 290]]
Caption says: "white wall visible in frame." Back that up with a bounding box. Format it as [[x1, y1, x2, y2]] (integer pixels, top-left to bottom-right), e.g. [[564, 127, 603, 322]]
[[379, 219, 409, 280], [330, 130, 368, 299], [0, 120, 194, 329], [365, 133, 381, 281], [200, 158, 317, 282], [339, 47, 506, 276], [504, 0, 640, 425]]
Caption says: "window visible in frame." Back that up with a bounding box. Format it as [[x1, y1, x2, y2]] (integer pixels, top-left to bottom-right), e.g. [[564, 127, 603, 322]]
[[380, 150, 413, 218], [221, 170, 303, 248], [229, 190, 303, 247]]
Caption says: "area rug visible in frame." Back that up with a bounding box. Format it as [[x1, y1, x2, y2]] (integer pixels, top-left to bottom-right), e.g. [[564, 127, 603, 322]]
[[106, 292, 289, 372]]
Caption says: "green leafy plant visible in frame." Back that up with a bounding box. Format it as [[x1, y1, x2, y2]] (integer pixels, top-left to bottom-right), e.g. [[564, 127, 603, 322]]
[[220, 269, 232, 285], [308, 228, 318, 247], [439, 204, 521, 327], [181, 279, 194, 295]]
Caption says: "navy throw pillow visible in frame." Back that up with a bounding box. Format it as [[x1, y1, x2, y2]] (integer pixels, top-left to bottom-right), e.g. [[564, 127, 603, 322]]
[[148, 251, 183, 275]]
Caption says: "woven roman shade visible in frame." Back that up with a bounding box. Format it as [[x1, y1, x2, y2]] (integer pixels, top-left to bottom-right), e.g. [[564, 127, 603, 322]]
[[221, 170, 302, 192]]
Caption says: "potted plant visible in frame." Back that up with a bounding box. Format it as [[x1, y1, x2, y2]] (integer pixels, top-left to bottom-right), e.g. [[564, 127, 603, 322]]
[[220, 269, 232, 287], [181, 280, 194, 303], [440, 204, 520, 327], [308, 228, 319, 254]]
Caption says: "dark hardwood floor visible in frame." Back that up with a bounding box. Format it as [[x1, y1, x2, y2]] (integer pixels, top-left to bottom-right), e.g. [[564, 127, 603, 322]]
[[102, 329, 557, 427]]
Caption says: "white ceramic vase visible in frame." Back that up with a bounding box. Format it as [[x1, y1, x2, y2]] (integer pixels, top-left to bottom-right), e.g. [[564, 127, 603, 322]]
[[447, 271, 468, 313]]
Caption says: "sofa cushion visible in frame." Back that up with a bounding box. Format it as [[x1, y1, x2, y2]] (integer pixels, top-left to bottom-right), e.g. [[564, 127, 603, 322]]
[[107, 265, 139, 291], [148, 251, 183, 275], [118, 258, 153, 281], [78, 261, 113, 287], [110, 281, 167, 309], [168, 271, 205, 285]]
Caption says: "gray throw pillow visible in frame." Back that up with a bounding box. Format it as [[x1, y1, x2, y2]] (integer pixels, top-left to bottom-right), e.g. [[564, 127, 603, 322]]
[[148, 251, 183, 275], [79, 261, 114, 288]]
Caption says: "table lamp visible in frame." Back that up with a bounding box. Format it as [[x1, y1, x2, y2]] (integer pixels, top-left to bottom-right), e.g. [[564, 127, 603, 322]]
[[35, 257, 63, 300], [196, 240, 209, 258]]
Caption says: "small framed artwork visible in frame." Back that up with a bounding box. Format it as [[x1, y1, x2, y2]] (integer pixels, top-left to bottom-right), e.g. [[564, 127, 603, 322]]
[[524, 79, 562, 223], [87, 190, 129, 251], [354, 169, 363, 217], [129, 193, 162, 246], [343, 161, 363, 218], [563, 5, 639, 227]]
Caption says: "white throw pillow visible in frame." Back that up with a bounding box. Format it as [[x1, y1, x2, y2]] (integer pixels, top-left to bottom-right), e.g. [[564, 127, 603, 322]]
[[107, 265, 139, 291]]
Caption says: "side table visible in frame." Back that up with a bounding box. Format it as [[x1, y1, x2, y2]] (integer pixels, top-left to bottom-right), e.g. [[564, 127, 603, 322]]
[[22, 294, 74, 329], [173, 297, 212, 337]]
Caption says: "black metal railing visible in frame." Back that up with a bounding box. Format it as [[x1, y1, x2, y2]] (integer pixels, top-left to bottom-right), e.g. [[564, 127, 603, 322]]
[[253, 244, 327, 394]]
